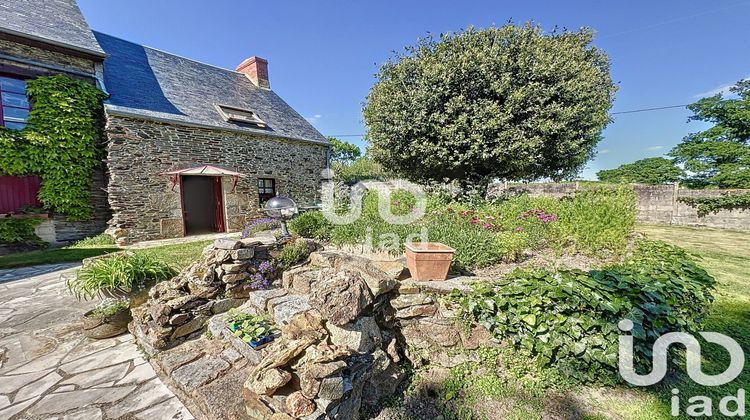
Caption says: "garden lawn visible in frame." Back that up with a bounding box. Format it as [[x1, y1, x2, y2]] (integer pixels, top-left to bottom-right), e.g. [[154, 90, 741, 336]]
[[403, 224, 750, 419], [135, 240, 212, 271], [0, 238, 211, 271], [0, 244, 119, 269], [594, 224, 750, 419]]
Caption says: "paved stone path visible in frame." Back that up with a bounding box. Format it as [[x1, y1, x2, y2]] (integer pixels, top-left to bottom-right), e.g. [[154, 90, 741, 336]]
[[0, 265, 193, 419], [0, 263, 80, 284]]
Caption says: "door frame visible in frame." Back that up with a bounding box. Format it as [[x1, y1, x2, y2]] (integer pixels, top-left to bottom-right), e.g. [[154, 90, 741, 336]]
[[179, 175, 227, 236]]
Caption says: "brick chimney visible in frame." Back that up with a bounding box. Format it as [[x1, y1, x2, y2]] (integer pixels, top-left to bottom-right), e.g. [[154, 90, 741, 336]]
[[236, 56, 270, 89]]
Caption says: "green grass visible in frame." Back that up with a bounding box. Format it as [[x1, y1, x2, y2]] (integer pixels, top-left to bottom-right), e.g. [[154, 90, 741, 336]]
[[0, 245, 120, 269], [559, 225, 750, 419], [0, 236, 211, 271], [408, 224, 750, 419], [136, 240, 212, 272], [602, 225, 750, 419]]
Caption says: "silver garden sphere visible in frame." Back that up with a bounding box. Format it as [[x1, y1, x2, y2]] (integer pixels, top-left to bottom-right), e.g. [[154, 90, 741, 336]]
[[263, 195, 298, 238]]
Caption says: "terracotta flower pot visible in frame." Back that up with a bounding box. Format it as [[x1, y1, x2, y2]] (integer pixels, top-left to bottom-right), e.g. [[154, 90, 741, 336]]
[[405, 242, 455, 281]]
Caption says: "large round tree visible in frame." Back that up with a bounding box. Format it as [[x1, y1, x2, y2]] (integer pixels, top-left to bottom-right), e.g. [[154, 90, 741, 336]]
[[363, 24, 617, 188]]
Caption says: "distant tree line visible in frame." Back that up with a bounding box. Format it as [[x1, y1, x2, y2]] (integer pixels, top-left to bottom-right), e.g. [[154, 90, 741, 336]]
[[598, 80, 750, 188]]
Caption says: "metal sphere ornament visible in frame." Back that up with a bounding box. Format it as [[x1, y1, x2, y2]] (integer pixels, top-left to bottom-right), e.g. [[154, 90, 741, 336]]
[[263, 195, 298, 238]]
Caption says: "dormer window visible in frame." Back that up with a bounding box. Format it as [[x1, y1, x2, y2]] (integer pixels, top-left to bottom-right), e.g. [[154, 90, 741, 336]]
[[215, 104, 266, 128]]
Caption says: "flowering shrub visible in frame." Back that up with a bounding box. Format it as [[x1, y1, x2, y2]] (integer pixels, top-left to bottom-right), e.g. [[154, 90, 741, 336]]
[[241, 218, 279, 239], [245, 259, 276, 291], [297, 185, 636, 271], [518, 209, 558, 223]]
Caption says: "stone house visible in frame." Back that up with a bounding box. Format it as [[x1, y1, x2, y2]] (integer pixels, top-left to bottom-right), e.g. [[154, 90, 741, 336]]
[[0, 0, 328, 245]]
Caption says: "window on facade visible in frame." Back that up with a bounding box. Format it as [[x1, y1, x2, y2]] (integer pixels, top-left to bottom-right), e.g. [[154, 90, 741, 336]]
[[258, 178, 276, 204], [0, 76, 30, 130], [215, 104, 266, 128]]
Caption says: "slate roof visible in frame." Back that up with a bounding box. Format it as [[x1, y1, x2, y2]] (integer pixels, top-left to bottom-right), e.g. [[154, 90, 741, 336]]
[[94, 32, 328, 145], [0, 0, 105, 57]]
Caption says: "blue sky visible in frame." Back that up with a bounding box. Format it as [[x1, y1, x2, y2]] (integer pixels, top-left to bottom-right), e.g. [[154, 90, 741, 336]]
[[78, 0, 750, 179]]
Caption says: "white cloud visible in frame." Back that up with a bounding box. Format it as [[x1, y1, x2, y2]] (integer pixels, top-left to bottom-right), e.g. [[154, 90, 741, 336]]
[[644, 145, 664, 151], [693, 75, 749, 98], [305, 114, 323, 124], [599, 149, 610, 155]]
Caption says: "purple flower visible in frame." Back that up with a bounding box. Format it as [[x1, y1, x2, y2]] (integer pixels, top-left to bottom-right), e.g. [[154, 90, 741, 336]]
[[249, 273, 269, 290], [258, 260, 275, 274]]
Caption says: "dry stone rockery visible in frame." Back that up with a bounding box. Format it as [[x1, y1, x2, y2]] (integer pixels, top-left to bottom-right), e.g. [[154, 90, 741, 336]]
[[226, 250, 495, 419], [130, 235, 284, 355], [131, 240, 496, 419]]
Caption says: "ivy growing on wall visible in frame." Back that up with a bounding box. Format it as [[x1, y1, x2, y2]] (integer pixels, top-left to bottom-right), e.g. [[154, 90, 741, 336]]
[[0, 75, 106, 221], [679, 193, 750, 217], [0, 217, 45, 245]]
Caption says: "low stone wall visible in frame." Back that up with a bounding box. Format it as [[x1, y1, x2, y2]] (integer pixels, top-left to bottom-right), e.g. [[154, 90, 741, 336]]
[[132, 239, 492, 419], [487, 182, 750, 231], [130, 236, 282, 355]]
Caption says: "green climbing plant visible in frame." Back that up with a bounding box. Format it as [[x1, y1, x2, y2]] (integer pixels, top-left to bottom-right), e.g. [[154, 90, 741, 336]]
[[0, 75, 106, 220], [679, 193, 750, 216]]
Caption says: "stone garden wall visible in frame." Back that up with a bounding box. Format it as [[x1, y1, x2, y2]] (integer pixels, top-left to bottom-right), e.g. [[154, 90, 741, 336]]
[[104, 115, 328, 244], [131, 237, 491, 419], [488, 182, 750, 231]]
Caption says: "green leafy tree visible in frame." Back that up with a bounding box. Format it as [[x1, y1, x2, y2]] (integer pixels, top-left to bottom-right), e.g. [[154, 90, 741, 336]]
[[597, 157, 684, 184], [670, 80, 750, 188], [364, 23, 617, 191], [328, 137, 361, 165], [333, 156, 387, 183]]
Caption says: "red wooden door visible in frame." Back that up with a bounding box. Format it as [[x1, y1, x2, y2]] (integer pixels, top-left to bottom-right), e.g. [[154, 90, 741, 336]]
[[0, 175, 41, 213], [213, 177, 225, 232]]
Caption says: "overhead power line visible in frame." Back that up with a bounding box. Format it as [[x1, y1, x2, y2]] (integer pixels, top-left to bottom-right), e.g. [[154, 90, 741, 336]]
[[611, 104, 689, 115], [325, 103, 691, 137]]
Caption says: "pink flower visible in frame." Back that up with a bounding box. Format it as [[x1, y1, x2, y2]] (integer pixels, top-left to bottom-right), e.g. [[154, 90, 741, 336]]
[[515, 226, 525, 232], [470, 217, 479, 225], [483, 223, 493, 230]]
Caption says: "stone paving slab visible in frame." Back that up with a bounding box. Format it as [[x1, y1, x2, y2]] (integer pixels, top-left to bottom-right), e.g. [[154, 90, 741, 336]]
[[0, 264, 194, 419], [0, 263, 81, 284]]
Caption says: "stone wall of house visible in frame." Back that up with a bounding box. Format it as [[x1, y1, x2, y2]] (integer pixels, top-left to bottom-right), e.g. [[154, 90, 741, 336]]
[[22, 165, 110, 246], [0, 37, 98, 75], [104, 115, 328, 244], [0, 36, 108, 246], [487, 182, 750, 231]]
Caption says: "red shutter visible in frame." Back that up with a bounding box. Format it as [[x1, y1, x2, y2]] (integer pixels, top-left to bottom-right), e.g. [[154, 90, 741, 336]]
[[0, 175, 41, 213]]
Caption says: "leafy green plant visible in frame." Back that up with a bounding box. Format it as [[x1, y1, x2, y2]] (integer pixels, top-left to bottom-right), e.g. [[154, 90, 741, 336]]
[[225, 309, 276, 344], [278, 239, 313, 269], [69, 233, 116, 248], [597, 157, 684, 184], [241, 218, 280, 239], [451, 240, 716, 384], [90, 298, 129, 318], [322, 186, 636, 271], [0, 75, 106, 220], [0, 217, 45, 245], [289, 211, 333, 240], [679, 193, 750, 216], [67, 252, 176, 300]]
